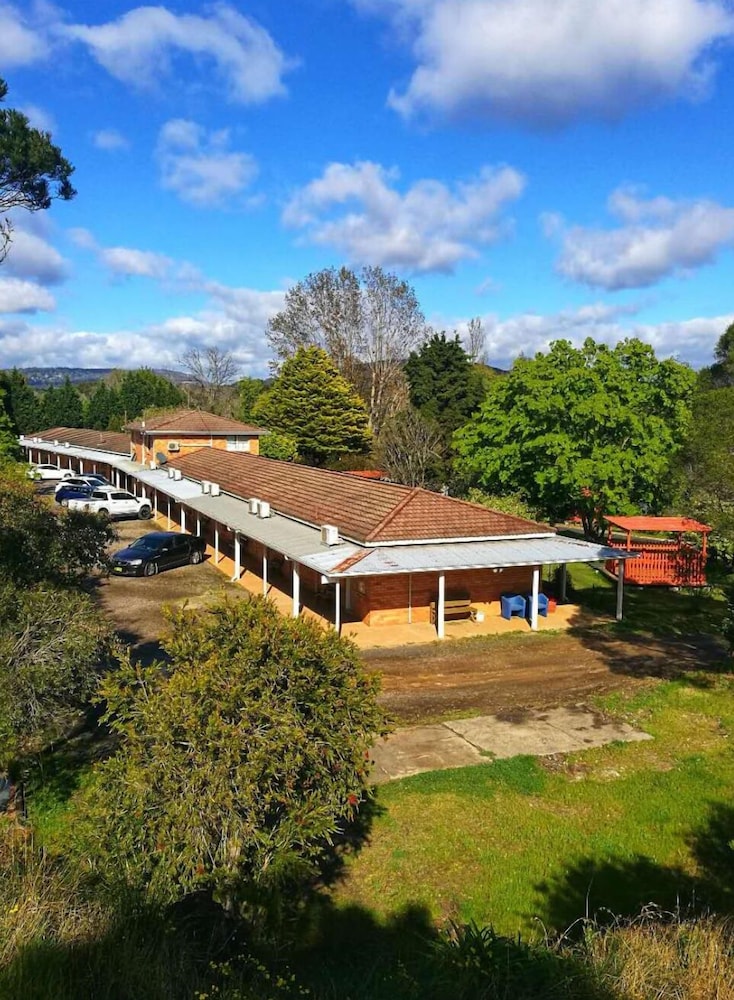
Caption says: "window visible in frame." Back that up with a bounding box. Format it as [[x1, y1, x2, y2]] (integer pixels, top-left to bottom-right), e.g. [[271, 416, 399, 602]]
[[225, 437, 250, 452]]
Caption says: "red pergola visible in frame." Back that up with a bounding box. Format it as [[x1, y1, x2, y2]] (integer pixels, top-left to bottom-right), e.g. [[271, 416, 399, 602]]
[[605, 516, 711, 587]]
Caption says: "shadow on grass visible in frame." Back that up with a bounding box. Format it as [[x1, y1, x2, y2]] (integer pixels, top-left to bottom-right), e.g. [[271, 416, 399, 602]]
[[534, 801, 734, 935]]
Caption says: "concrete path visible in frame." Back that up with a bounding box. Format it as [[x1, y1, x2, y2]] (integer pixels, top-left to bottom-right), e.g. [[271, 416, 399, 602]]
[[371, 705, 652, 783]]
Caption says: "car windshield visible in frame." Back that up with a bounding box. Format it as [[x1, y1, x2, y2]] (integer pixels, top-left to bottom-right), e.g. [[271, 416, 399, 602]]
[[129, 536, 164, 551]]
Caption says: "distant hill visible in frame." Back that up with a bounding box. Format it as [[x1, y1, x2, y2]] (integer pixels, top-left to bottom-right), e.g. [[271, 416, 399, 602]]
[[11, 367, 192, 389]]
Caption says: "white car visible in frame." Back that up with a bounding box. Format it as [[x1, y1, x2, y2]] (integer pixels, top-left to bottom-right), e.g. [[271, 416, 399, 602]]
[[27, 463, 73, 481], [68, 488, 153, 521]]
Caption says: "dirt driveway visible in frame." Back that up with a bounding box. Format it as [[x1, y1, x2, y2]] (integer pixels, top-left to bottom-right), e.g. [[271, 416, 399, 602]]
[[94, 521, 728, 722], [94, 520, 244, 663], [363, 630, 727, 724]]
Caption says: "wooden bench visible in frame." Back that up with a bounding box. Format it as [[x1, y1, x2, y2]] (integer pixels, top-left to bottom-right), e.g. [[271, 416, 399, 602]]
[[430, 594, 473, 624]]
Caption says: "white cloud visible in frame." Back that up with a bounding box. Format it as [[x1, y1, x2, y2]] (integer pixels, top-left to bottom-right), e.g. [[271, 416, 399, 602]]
[[451, 304, 733, 369], [549, 187, 734, 290], [0, 277, 55, 314], [100, 247, 173, 280], [63, 4, 293, 105], [2, 224, 68, 285], [92, 128, 130, 151], [283, 160, 525, 273], [359, 0, 734, 127], [19, 103, 56, 133], [0, 2, 48, 67], [156, 119, 259, 208]]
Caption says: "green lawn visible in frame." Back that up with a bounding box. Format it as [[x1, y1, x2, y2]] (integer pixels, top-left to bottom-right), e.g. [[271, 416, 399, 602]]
[[332, 674, 734, 939]]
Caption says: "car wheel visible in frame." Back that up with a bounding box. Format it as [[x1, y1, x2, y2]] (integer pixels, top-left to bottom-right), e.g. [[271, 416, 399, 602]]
[[139, 505, 152, 519], [60, 499, 69, 507], [143, 561, 158, 577], [97, 507, 109, 518], [190, 549, 203, 565]]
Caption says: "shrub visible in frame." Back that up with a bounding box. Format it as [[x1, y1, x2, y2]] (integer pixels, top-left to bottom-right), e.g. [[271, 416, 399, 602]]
[[78, 597, 386, 920]]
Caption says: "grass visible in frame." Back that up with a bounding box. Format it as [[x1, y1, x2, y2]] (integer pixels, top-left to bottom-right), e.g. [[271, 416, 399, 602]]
[[563, 561, 728, 636]]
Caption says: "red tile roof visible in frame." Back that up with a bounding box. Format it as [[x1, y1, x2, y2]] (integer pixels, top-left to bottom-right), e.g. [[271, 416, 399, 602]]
[[34, 427, 130, 455], [125, 409, 265, 435], [168, 448, 551, 544]]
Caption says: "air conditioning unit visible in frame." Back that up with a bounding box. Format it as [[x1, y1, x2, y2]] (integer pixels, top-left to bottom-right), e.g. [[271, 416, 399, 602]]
[[321, 524, 339, 546], [210, 483, 221, 497], [64, 442, 70, 448], [201, 480, 211, 494], [167, 467, 175, 479], [173, 469, 182, 481], [248, 497, 259, 514], [149, 461, 157, 470], [167, 441, 180, 452], [53, 439, 59, 446], [258, 500, 271, 519]]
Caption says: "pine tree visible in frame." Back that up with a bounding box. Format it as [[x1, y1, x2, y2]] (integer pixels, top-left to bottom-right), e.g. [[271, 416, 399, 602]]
[[258, 347, 371, 465], [85, 382, 119, 430], [118, 369, 183, 422], [405, 332, 485, 434], [0, 369, 44, 433]]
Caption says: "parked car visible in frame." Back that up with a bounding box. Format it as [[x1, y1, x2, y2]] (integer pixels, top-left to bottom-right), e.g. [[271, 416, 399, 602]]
[[27, 463, 73, 481], [54, 474, 109, 494], [68, 488, 153, 521], [111, 531, 206, 576], [55, 482, 96, 506]]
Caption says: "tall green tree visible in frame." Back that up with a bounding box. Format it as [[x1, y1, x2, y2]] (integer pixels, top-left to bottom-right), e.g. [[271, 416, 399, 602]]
[[256, 347, 371, 465], [454, 337, 696, 538], [84, 381, 119, 430], [405, 332, 486, 435], [0, 77, 75, 262], [117, 369, 183, 423], [79, 597, 385, 917], [0, 369, 44, 433], [699, 322, 734, 389], [42, 376, 84, 428], [0, 393, 18, 461], [237, 376, 267, 423]]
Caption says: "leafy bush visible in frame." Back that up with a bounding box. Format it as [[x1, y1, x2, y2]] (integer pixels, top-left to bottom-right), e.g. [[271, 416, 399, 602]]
[[78, 597, 386, 919], [465, 488, 538, 522], [260, 430, 299, 463]]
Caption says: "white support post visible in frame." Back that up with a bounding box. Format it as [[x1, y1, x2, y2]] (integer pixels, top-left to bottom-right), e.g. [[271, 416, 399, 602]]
[[214, 525, 219, 564], [292, 563, 300, 617], [437, 573, 445, 638], [79, 460, 84, 474], [233, 532, 241, 581], [114, 470, 120, 487], [560, 564, 568, 603], [616, 558, 625, 621], [167, 497, 171, 529], [196, 515, 201, 536], [335, 580, 341, 632], [180, 507, 186, 534], [262, 547, 268, 596], [153, 489, 158, 519], [530, 566, 540, 631]]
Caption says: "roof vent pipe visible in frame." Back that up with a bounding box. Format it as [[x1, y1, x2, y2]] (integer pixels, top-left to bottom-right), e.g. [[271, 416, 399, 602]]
[[53, 439, 59, 446], [173, 469, 182, 481], [149, 461, 157, 470], [201, 480, 211, 494], [258, 500, 270, 519], [167, 467, 175, 479], [248, 497, 259, 514], [210, 483, 221, 497]]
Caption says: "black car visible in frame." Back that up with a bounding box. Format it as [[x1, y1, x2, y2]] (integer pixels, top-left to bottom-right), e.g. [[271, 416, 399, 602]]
[[111, 531, 207, 577]]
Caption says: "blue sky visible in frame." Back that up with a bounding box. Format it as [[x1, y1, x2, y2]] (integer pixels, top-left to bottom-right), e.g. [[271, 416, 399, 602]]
[[1, 0, 733, 375]]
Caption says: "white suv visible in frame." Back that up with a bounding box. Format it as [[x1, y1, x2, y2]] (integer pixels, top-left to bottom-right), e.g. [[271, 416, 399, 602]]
[[68, 487, 153, 521]]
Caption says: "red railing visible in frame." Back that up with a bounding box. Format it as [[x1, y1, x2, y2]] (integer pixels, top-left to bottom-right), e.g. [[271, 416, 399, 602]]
[[606, 541, 707, 587]]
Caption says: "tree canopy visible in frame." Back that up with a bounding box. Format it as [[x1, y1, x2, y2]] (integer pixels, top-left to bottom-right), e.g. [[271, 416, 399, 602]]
[[80, 597, 385, 916], [116, 369, 183, 425], [267, 266, 427, 434], [405, 331, 486, 435], [454, 337, 696, 537], [699, 322, 734, 390], [0, 77, 75, 262], [256, 347, 371, 465]]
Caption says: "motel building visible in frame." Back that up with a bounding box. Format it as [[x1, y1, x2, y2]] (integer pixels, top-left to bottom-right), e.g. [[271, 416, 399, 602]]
[[20, 411, 635, 645]]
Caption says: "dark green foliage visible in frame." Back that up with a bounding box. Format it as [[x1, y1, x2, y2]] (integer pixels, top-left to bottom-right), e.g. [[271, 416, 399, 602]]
[[42, 377, 84, 428], [84, 382, 119, 431], [699, 322, 734, 390], [676, 387, 734, 564], [0, 77, 75, 261], [405, 332, 485, 435], [0, 369, 44, 433], [117, 369, 183, 424], [79, 597, 386, 916], [0, 472, 113, 587], [238, 376, 267, 423], [454, 337, 696, 538], [0, 393, 18, 460], [466, 488, 539, 522], [258, 347, 371, 465], [260, 430, 299, 462], [0, 584, 115, 766]]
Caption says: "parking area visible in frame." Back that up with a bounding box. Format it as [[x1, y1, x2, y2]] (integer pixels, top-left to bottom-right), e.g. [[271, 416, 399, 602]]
[[94, 519, 245, 662]]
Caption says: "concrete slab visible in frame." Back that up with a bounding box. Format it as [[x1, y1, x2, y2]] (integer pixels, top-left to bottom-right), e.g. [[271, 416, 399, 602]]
[[370, 724, 485, 782], [371, 706, 652, 783]]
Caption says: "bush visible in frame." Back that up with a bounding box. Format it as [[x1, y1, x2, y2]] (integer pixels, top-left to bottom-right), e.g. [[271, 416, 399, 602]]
[[78, 597, 386, 920]]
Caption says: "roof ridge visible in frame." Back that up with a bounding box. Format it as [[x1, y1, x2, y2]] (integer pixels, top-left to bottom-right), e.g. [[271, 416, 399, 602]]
[[365, 486, 421, 542]]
